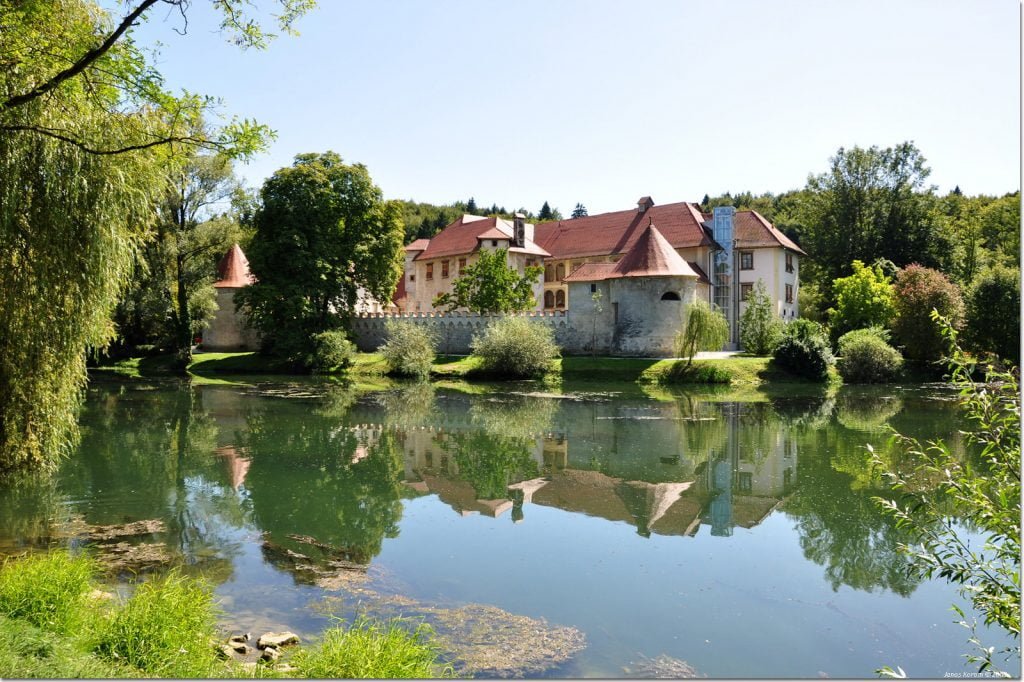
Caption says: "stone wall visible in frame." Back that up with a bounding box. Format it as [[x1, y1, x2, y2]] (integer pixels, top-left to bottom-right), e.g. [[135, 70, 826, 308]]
[[203, 287, 260, 351], [350, 311, 579, 355]]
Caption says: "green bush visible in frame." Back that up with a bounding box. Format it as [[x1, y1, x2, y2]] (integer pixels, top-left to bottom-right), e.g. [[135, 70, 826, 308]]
[[309, 329, 355, 373], [740, 280, 783, 355], [0, 552, 95, 634], [674, 300, 729, 362], [772, 319, 834, 381], [293, 617, 451, 679], [836, 328, 904, 383], [94, 569, 220, 677], [964, 264, 1020, 363], [661, 361, 732, 384], [827, 260, 897, 342], [470, 317, 560, 378], [381, 321, 436, 379]]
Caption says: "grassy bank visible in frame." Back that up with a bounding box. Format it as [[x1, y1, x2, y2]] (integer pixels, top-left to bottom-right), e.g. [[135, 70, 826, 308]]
[[0, 551, 450, 679]]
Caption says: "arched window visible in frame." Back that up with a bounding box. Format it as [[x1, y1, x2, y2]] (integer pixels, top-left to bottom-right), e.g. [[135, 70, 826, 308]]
[[555, 290, 566, 308], [661, 291, 681, 301], [545, 264, 555, 282], [555, 263, 565, 282], [544, 291, 555, 309]]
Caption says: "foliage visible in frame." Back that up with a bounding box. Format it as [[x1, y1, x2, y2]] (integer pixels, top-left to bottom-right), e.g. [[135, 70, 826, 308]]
[[381, 321, 436, 379], [674, 300, 729, 366], [659, 362, 733, 384], [292, 617, 451, 678], [0, 552, 95, 634], [94, 569, 220, 677], [892, 264, 964, 363], [797, 281, 828, 323], [797, 142, 952, 296], [964, 264, 1020, 363], [309, 330, 355, 373], [740, 280, 783, 355], [537, 201, 562, 221], [872, 317, 1020, 677], [0, 614, 127, 678], [836, 329, 904, 384], [828, 260, 897, 342], [571, 203, 588, 218], [469, 317, 560, 379], [0, 0, 311, 473], [238, 152, 405, 367], [434, 249, 543, 313], [772, 319, 835, 381]]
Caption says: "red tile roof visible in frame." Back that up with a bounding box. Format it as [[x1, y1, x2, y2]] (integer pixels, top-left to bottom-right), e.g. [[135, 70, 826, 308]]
[[534, 200, 715, 259], [733, 211, 806, 254], [415, 215, 550, 260], [405, 238, 430, 252], [564, 224, 699, 281], [213, 244, 254, 288]]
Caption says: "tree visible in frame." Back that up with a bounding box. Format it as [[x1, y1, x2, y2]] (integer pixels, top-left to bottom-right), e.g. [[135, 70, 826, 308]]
[[239, 152, 405, 366], [0, 0, 312, 474], [571, 203, 588, 219], [891, 264, 964, 364], [964, 264, 1020, 364], [537, 201, 562, 221], [797, 142, 953, 297], [466, 197, 478, 213], [827, 260, 897, 342], [433, 249, 542, 313], [674, 301, 729, 367], [873, 318, 1020, 677], [740, 280, 783, 355]]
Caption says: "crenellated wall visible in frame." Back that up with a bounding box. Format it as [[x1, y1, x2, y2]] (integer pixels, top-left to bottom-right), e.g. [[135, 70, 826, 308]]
[[350, 310, 582, 355]]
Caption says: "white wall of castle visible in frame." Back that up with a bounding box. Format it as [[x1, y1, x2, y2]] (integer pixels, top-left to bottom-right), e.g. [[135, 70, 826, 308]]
[[736, 248, 800, 322]]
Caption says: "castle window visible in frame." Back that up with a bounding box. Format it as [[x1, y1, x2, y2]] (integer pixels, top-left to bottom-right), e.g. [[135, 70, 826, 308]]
[[544, 291, 555, 308], [426, 263, 433, 280], [660, 291, 681, 301], [555, 263, 565, 281], [545, 264, 555, 281], [491, 240, 498, 247], [785, 284, 794, 303], [555, 290, 565, 308], [786, 252, 794, 273], [409, 273, 415, 282], [740, 251, 754, 270], [459, 257, 467, 273], [740, 283, 753, 301], [590, 283, 597, 293], [441, 260, 449, 278]]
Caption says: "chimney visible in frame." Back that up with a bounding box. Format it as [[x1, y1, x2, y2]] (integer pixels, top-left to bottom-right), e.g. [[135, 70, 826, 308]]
[[512, 213, 526, 247], [637, 196, 654, 213]]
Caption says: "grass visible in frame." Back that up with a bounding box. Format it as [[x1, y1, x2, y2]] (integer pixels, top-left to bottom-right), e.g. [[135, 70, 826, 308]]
[[0, 551, 453, 679], [292, 617, 452, 679]]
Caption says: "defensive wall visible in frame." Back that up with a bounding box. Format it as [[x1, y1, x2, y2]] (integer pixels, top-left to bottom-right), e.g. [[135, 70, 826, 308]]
[[350, 310, 590, 355]]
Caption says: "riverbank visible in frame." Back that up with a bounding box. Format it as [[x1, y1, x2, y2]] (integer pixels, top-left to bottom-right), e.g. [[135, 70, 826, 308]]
[[93, 351, 838, 389]]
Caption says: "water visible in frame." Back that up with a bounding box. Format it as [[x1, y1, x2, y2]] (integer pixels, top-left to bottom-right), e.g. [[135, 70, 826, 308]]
[[0, 376, 1016, 678]]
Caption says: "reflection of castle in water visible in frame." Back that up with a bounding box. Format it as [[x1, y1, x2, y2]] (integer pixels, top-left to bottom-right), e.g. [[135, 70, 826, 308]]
[[350, 399, 797, 539]]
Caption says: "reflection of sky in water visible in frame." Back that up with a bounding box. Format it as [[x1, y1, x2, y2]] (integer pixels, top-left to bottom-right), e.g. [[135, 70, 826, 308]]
[[0, 379, 1014, 679]]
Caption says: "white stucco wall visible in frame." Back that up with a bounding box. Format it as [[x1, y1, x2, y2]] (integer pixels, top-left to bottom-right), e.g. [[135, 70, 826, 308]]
[[736, 248, 799, 322]]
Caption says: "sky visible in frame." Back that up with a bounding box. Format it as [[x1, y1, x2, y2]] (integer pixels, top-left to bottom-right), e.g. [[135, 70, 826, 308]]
[[128, 0, 1021, 215]]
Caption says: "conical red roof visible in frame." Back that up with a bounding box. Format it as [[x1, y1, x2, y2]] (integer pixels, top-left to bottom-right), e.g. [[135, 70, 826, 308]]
[[610, 223, 699, 278], [213, 243, 255, 288]]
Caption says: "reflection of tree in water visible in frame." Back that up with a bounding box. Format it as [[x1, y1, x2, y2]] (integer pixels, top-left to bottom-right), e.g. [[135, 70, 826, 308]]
[[782, 424, 920, 596], [835, 390, 903, 433], [769, 389, 837, 430], [469, 394, 557, 442], [0, 469, 66, 548], [242, 402, 405, 566], [373, 383, 437, 429]]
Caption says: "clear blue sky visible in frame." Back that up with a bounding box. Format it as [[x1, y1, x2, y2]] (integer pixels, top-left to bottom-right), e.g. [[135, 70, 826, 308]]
[[130, 0, 1020, 215]]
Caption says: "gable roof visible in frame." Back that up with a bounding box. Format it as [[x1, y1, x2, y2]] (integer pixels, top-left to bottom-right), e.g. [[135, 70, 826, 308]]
[[405, 238, 430, 252], [534, 200, 715, 259], [415, 215, 550, 260], [701, 210, 806, 254], [564, 224, 699, 282], [213, 244, 254, 288]]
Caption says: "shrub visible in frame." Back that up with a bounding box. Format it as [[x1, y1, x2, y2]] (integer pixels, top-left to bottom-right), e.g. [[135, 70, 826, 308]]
[[772, 319, 834, 381], [309, 329, 355, 373], [660, 361, 733, 384], [293, 617, 450, 679], [470, 317, 560, 378], [380, 321, 436, 379], [0, 552, 95, 634], [740, 280, 783, 355], [827, 260, 897, 342], [892, 265, 964, 363], [836, 329, 904, 383], [965, 264, 1020, 363], [675, 300, 729, 365], [94, 570, 220, 677]]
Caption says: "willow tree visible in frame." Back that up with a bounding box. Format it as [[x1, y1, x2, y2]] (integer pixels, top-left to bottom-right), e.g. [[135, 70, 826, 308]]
[[0, 0, 313, 474]]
